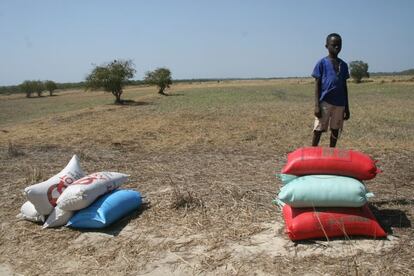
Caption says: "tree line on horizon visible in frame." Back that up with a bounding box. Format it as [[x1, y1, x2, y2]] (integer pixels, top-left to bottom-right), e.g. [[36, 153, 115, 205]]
[[19, 80, 58, 98], [0, 60, 173, 103], [1, 60, 412, 97]]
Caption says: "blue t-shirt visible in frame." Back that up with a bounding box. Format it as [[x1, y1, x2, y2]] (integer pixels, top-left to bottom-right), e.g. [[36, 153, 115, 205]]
[[311, 57, 349, 106]]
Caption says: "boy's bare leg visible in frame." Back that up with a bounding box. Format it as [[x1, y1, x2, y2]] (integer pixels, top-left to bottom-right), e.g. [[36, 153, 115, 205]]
[[330, 129, 339, 147], [312, 130, 323, 146]]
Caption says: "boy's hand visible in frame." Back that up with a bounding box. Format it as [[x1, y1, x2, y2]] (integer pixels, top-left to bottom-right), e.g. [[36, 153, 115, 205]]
[[344, 109, 350, 120], [314, 106, 322, 118]]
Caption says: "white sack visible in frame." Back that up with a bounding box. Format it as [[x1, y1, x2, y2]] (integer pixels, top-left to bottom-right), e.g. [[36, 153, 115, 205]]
[[43, 206, 74, 228], [16, 201, 45, 222], [24, 155, 85, 215], [57, 172, 128, 211]]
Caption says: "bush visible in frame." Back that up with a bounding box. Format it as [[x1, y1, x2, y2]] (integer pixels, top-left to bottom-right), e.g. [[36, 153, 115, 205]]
[[144, 68, 172, 95], [350, 60, 369, 83]]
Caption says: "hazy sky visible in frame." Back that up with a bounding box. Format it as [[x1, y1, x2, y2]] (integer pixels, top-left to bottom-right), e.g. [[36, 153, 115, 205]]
[[1, 0, 413, 85]]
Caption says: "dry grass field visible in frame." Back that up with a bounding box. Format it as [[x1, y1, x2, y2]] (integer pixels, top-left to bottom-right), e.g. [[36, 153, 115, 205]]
[[0, 78, 413, 275]]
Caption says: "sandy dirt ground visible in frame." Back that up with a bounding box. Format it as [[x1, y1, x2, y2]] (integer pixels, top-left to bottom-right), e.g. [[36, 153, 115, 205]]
[[1, 148, 412, 275], [1, 81, 413, 275]]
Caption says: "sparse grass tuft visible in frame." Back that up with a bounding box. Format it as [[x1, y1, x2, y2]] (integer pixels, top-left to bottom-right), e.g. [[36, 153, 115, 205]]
[[23, 166, 44, 185], [169, 180, 204, 210], [170, 185, 204, 210], [7, 141, 25, 157]]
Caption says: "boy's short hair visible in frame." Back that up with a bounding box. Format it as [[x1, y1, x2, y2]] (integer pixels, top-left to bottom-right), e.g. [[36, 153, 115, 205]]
[[326, 33, 342, 43]]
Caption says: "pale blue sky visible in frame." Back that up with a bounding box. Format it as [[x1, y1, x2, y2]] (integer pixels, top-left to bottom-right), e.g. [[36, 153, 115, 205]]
[[1, 0, 413, 85]]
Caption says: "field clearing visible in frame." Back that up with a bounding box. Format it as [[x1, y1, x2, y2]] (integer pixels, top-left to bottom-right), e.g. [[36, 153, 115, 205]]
[[0, 78, 413, 275]]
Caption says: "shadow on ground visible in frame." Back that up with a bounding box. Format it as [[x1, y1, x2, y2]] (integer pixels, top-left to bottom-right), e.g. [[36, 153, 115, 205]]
[[118, 99, 153, 106], [293, 234, 389, 245], [370, 203, 412, 234]]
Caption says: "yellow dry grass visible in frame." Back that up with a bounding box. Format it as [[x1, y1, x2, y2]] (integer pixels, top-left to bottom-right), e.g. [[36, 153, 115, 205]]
[[0, 78, 413, 275]]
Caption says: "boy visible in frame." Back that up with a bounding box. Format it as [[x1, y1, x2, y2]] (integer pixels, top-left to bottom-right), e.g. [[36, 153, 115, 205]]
[[311, 33, 350, 148]]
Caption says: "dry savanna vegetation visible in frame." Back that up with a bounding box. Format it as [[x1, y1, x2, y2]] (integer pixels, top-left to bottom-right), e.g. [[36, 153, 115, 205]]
[[0, 77, 413, 275]]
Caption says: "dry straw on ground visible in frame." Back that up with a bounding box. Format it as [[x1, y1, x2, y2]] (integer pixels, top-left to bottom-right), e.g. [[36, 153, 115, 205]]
[[0, 78, 413, 275]]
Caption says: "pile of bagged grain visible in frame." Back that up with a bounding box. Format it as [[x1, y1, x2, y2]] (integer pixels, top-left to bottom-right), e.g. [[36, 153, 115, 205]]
[[18, 155, 142, 229], [276, 147, 387, 241]]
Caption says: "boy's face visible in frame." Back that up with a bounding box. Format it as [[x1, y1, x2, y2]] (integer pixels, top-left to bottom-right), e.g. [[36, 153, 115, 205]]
[[325, 36, 342, 57]]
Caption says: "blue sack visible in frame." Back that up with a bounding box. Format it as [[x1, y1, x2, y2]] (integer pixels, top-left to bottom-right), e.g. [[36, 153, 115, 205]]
[[66, 189, 142, 229]]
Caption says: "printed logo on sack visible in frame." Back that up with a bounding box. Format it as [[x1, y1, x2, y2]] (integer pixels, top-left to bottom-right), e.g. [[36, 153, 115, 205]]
[[327, 216, 370, 224], [312, 212, 370, 230], [74, 173, 108, 185], [321, 148, 351, 161], [47, 175, 74, 206]]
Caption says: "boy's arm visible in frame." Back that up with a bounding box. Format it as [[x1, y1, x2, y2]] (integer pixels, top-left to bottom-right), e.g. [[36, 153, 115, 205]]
[[314, 78, 322, 118], [344, 82, 350, 120]]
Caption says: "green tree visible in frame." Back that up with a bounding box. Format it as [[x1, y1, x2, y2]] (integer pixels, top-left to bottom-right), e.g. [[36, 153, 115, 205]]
[[34, 81, 44, 97], [350, 60, 370, 83], [85, 59, 136, 104], [144, 67, 172, 95], [44, 80, 57, 96], [20, 80, 43, 98], [20, 80, 35, 98]]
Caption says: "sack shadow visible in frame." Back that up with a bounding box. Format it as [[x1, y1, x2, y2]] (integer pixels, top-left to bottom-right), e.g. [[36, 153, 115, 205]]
[[369, 203, 412, 234], [293, 235, 387, 246], [74, 202, 151, 236]]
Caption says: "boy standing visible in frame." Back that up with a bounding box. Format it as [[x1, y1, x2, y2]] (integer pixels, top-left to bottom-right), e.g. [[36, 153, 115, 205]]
[[311, 33, 350, 148]]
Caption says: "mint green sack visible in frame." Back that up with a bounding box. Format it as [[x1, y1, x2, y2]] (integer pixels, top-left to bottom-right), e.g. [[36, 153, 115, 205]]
[[277, 174, 373, 207]]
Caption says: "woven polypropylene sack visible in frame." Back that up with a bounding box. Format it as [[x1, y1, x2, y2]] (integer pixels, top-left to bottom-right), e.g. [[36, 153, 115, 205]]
[[278, 174, 373, 207], [281, 147, 381, 180], [24, 155, 85, 215], [57, 172, 129, 211], [282, 204, 387, 241], [43, 206, 74, 228], [17, 201, 45, 222], [67, 189, 142, 229]]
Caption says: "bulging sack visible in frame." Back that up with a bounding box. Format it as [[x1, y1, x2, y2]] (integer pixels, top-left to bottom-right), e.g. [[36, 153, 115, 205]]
[[281, 147, 381, 180], [43, 206, 74, 228], [282, 204, 387, 241], [24, 155, 85, 215], [57, 172, 129, 211], [278, 174, 373, 207], [17, 201, 45, 222], [67, 189, 142, 229]]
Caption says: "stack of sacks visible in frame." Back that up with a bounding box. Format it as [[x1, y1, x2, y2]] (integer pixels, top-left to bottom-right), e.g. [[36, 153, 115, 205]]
[[276, 147, 387, 241], [18, 155, 141, 229]]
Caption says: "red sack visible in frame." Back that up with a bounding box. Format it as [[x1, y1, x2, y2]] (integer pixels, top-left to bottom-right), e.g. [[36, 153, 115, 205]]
[[282, 204, 387, 241], [281, 147, 381, 180]]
